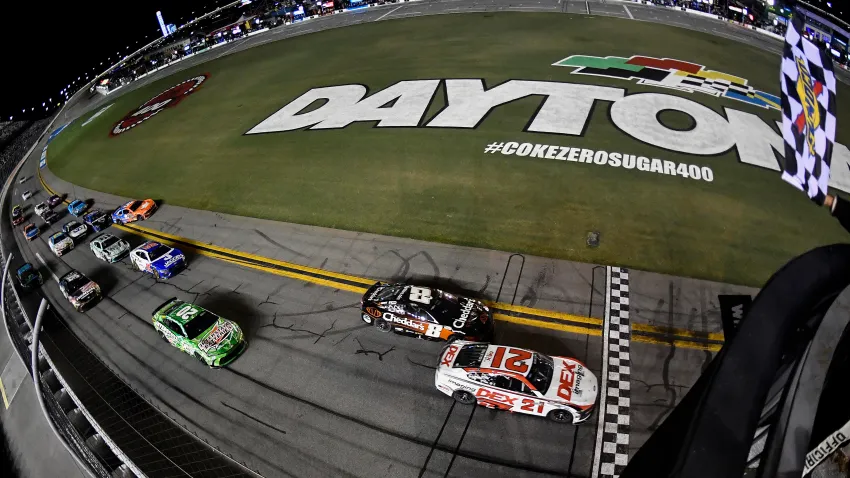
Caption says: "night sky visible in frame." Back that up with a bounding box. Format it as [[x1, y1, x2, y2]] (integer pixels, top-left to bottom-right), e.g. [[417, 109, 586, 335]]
[[0, 0, 226, 121]]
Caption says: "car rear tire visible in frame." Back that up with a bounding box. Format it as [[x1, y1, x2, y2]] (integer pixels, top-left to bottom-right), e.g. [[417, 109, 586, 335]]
[[547, 409, 574, 425], [374, 317, 392, 333], [158, 330, 168, 342], [136, 215, 143, 222], [452, 390, 476, 405], [446, 334, 462, 344]]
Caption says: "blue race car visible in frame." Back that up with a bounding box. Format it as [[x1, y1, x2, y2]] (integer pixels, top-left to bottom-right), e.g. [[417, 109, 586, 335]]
[[83, 209, 111, 232], [129, 241, 187, 279], [67, 200, 88, 217], [16, 263, 43, 289]]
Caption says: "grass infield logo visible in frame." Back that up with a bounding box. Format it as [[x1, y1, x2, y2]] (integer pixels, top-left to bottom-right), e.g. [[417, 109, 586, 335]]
[[110, 74, 209, 137]]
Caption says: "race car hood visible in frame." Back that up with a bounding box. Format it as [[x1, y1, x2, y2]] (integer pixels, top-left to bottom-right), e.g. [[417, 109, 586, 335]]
[[69, 225, 87, 237], [451, 297, 487, 328], [53, 237, 73, 249], [135, 199, 156, 213], [543, 358, 598, 407], [196, 319, 242, 354], [71, 281, 100, 301], [152, 249, 185, 270], [85, 212, 107, 224], [104, 242, 129, 257]]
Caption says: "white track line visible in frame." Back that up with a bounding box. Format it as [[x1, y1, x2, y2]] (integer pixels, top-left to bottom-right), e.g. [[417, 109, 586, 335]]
[[377, 5, 404, 21], [623, 4, 634, 19], [591, 266, 612, 478], [35, 252, 59, 283]]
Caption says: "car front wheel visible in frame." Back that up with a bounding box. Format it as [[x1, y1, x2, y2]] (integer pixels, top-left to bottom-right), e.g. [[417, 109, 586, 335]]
[[361, 313, 373, 324], [452, 390, 476, 405], [547, 409, 574, 425], [374, 317, 392, 333]]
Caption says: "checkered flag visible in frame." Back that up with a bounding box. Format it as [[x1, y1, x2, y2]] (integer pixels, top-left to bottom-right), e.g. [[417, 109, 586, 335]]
[[780, 15, 837, 206]]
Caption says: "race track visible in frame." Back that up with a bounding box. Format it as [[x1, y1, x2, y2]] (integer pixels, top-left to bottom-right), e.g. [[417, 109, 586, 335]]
[[9, 2, 779, 476]]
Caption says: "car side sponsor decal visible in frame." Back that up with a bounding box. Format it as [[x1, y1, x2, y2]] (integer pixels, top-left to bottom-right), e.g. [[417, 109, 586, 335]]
[[381, 310, 455, 339], [476, 388, 546, 414], [387, 313, 425, 332]]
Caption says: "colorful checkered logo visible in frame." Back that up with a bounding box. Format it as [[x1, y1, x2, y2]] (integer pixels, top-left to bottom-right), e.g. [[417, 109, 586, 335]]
[[553, 55, 780, 111]]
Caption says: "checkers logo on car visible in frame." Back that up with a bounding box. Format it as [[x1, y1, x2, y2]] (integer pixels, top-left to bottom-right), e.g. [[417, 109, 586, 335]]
[[110, 74, 209, 136]]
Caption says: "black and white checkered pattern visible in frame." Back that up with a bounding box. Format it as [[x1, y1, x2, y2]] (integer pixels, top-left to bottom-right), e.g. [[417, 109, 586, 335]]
[[780, 14, 837, 206], [593, 267, 631, 478]]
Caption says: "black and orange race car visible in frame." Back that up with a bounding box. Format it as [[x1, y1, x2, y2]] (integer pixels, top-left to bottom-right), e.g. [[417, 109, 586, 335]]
[[360, 282, 494, 342]]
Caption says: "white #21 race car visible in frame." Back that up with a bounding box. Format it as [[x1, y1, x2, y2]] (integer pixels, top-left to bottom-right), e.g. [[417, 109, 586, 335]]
[[435, 341, 598, 424]]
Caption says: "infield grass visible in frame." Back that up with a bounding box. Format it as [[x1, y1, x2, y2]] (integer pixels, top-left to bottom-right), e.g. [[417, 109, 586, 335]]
[[48, 13, 850, 286]]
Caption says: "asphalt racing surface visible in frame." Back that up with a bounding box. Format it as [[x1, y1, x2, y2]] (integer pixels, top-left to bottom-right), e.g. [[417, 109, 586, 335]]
[[10, 2, 788, 477]]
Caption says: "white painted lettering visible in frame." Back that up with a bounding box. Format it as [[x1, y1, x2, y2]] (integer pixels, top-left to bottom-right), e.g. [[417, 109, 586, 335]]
[[247, 85, 368, 133], [637, 156, 650, 171], [828, 143, 850, 194], [650, 158, 663, 173], [556, 147, 569, 160], [427, 79, 623, 135], [545, 145, 560, 159], [502, 142, 518, 155], [313, 80, 439, 129], [610, 93, 733, 155], [567, 148, 580, 162], [516, 143, 533, 156], [593, 150, 608, 165], [609, 152, 622, 167], [579, 149, 594, 163], [623, 154, 636, 169], [724, 108, 782, 171], [530, 144, 548, 158]]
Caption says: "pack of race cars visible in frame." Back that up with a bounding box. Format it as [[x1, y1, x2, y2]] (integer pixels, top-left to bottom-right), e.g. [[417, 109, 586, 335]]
[[10, 185, 598, 424]]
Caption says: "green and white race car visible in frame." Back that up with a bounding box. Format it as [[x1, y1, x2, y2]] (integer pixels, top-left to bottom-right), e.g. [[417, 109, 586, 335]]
[[151, 298, 246, 368]]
